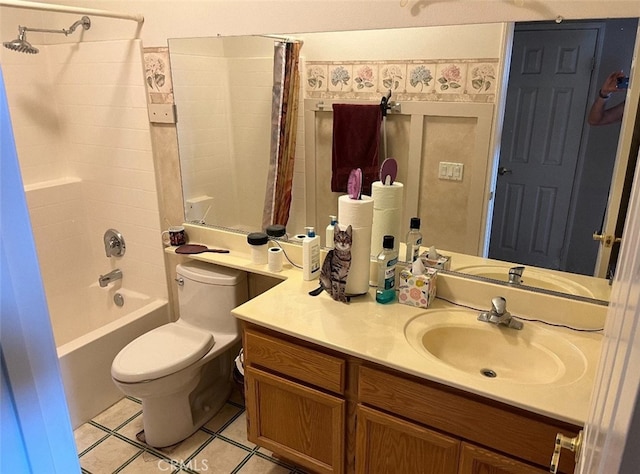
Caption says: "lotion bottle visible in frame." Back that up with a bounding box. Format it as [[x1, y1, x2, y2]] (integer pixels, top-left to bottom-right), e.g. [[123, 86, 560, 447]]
[[405, 217, 423, 262], [376, 235, 398, 304], [303, 226, 321, 280], [326, 215, 338, 248]]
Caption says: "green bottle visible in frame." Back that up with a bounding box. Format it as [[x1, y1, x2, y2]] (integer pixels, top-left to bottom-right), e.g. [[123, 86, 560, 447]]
[[376, 235, 397, 304]]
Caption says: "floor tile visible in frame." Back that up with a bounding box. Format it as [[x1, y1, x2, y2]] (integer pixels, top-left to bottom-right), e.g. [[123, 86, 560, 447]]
[[237, 455, 293, 473], [92, 398, 142, 430], [79, 435, 141, 473], [118, 451, 167, 473], [190, 438, 250, 473], [203, 403, 243, 433], [74, 423, 109, 454], [115, 412, 144, 442], [159, 429, 213, 462], [219, 413, 254, 449]]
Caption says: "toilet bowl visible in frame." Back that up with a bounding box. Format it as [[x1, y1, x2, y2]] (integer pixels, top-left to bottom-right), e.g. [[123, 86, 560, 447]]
[[111, 261, 248, 447]]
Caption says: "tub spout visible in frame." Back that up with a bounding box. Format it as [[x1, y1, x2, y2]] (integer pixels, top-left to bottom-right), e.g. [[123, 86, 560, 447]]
[[99, 269, 122, 287]]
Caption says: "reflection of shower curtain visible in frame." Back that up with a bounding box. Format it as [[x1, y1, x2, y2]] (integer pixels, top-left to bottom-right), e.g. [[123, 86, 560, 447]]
[[262, 40, 301, 229]]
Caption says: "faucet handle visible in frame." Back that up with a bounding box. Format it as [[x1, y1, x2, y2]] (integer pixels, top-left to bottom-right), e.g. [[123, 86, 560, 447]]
[[491, 296, 507, 315]]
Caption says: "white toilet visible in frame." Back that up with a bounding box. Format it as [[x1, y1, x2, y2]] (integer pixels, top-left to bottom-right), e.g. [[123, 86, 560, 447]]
[[111, 261, 248, 447]]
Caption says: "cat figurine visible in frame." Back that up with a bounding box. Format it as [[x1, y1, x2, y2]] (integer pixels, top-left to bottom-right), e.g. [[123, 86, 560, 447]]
[[309, 225, 352, 303]]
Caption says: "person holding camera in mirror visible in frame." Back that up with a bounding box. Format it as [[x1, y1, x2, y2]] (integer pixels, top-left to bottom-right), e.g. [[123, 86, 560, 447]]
[[588, 70, 629, 126]]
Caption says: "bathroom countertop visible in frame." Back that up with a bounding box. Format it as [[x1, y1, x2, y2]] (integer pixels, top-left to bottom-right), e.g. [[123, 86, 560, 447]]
[[169, 226, 604, 426]]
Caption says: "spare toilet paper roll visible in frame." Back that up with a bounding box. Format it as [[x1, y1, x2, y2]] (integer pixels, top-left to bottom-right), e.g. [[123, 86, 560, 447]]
[[371, 181, 404, 256], [371, 208, 404, 256], [268, 246, 283, 272], [371, 181, 404, 209], [338, 194, 374, 295]]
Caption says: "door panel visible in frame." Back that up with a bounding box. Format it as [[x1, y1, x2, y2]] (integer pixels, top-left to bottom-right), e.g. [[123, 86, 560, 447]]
[[490, 28, 598, 269]]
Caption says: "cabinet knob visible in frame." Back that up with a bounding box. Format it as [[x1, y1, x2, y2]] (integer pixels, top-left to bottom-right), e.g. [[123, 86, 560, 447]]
[[550, 430, 582, 473]]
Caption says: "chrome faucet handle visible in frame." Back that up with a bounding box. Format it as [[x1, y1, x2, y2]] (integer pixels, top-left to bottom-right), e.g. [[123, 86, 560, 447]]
[[491, 296, 507, 315], [508, 266, 525, 284]]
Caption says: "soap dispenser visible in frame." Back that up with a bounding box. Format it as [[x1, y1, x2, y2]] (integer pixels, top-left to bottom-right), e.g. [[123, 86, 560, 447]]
[[303, 226, 321, 280], [326, 215, 338, 249]]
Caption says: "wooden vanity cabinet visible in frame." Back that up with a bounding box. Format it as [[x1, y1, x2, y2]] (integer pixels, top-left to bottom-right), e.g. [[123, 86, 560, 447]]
[[243, 325, 579, 474], [243, 327, 347, 474], [358, 365, 577, 474]]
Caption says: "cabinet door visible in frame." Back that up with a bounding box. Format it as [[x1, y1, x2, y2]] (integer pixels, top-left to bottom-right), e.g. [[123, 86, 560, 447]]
[[355, 405, 459, 474], [458, 443, 548, 474], [245, 366, 345, 474]]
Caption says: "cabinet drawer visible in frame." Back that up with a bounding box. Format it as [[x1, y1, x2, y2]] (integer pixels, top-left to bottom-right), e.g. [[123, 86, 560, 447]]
[[459, 443, 547, 474], [356, 404, 459, 474], [245, 366, 345, 474], [245, 328, 345, 394], [358, 366, 579, 473]]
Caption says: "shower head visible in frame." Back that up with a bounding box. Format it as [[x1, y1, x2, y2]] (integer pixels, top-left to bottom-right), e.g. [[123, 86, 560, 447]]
[[3, 16, 91, 55], [3, 27, 39, 54]]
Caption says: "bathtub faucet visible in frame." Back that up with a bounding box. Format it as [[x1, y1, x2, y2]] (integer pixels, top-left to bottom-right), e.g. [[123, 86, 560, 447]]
[[99, 269, 122, 287]]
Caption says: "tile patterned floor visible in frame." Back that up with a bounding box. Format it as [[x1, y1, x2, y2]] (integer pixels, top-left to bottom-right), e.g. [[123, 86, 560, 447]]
[[74, 389, 307, 474]]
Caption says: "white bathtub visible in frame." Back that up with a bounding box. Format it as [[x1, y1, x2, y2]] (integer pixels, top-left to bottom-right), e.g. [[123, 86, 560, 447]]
[[56, 286, 169, 428]]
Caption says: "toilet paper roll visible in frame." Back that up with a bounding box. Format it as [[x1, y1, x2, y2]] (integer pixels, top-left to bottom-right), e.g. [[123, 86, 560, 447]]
[[338, 195, 374, 295], [371, 208, 404, 257], [371, 181, 404, 209], [268, 246, 283, 272]]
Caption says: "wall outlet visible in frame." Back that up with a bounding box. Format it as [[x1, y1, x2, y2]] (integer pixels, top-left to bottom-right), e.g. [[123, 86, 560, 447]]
[[438, 162, 464, 181]]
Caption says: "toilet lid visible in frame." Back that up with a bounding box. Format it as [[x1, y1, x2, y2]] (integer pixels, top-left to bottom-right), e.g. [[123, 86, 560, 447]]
[[112, 323, 214, 383]]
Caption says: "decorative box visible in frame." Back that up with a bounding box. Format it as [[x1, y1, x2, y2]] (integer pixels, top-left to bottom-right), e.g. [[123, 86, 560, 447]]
[[398, 267, 437, 309]]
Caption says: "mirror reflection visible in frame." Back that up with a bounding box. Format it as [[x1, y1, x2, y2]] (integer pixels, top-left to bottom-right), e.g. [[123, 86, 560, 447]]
[[168, 20, 639, 304]]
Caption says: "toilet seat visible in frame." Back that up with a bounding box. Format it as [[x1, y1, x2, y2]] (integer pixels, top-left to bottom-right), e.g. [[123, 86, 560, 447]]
[[112, 323, 214, 383]]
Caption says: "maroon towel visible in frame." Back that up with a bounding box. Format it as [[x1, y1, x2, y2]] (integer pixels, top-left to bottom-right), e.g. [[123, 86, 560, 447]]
[[331, 104, 382, 195]]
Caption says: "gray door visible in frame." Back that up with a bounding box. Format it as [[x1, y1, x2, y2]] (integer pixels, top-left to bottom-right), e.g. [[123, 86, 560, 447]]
[[489, 26, 598, 269]]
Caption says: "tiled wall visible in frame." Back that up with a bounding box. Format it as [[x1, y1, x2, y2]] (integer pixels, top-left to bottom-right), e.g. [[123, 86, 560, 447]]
[[2, 37, 167, 327]]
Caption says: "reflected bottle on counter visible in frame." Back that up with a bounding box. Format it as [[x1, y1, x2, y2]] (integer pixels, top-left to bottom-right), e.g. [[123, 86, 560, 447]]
[[405, 217, 422, 263], [376, 235, 397, 304]]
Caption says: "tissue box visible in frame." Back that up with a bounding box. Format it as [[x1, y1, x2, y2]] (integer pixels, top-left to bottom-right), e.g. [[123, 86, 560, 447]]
[[398, 267, 437, 309], [420, 251, 451, 271]]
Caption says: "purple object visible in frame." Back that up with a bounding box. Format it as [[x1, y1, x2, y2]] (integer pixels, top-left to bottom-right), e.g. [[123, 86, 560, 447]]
[[380, 158, 398, 185], [348, 168, 363, 200]]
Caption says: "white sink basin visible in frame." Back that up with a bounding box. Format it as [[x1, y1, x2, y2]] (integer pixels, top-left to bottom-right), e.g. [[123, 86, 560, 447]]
[[453, 264, 595, 297], [405, 309, 588, 385]]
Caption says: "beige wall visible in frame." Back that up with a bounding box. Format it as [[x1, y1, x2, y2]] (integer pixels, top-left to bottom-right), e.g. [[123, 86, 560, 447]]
[[10, 1, 637, 47]]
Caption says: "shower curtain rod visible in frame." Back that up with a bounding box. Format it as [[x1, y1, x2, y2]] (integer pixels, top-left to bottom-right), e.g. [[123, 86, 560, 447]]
[[261, 34, 303, 44], [0, 0, 144, 23]]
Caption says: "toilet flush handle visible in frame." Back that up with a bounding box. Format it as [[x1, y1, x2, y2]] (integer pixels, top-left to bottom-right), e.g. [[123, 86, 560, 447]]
[[175, 277, 184, 286]]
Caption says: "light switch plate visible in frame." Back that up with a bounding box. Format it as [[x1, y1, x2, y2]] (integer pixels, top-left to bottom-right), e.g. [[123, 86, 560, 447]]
[[438, 161, 464, 181]]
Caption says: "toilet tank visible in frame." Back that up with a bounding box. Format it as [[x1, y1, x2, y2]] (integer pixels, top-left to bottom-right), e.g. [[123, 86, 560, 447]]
[[176, 261, 248, 336]]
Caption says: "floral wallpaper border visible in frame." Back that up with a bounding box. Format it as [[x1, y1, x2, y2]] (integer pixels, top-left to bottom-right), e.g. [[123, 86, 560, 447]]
[[305, 58, 499, 103], [143, 47, 174, 105]]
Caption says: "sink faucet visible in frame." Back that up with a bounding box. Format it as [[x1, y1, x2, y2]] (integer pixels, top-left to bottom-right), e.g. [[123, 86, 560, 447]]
[[477, 296, 523, 330], [99, 269, 122, 287], [508, 266, 525, 285]]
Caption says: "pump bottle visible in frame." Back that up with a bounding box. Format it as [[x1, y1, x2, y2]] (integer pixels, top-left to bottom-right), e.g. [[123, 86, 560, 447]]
[[405, 217, 423, 263], [376, 235, 398, 304], [326, 215, 337, 249], [303, 226, 321, 280]]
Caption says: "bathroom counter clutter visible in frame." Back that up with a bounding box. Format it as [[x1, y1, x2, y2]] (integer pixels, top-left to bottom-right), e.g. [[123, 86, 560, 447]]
[[230, 274, 602, 428], [169, 226, 603, 426]]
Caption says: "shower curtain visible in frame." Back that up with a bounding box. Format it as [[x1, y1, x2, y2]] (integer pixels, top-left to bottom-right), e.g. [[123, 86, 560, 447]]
[[262, 40, 301, 229]]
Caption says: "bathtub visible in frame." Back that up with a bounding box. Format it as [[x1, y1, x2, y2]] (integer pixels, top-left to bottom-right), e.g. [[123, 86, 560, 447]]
[[56, 286, 169, 428]]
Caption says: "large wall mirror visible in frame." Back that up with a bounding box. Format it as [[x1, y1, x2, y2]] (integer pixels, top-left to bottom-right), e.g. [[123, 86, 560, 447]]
[[168, 19, 640, 304]]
